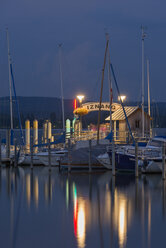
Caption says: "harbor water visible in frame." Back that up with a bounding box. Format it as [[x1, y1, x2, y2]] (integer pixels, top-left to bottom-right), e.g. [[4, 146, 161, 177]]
[[1, 167, 166, 248]]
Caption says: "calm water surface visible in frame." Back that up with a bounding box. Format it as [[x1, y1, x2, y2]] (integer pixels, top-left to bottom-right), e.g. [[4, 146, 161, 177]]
[[0, 167, 166, 248]]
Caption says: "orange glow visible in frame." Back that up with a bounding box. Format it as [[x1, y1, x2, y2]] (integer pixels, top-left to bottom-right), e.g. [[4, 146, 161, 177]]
[[73, 108, 88, 116], [73, 184, 86, 248], [77, 203, 85, 248], [26, 174, 31, 207], [74, 99, 77, 110], [118, 199, 127, 248]]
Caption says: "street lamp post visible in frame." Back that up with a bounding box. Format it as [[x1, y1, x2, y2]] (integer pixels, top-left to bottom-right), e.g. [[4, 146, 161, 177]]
[[76, 95, 85, 136]]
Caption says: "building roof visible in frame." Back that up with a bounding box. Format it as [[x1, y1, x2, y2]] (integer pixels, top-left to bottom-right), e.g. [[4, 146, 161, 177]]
[[105, 106, 139, 121]]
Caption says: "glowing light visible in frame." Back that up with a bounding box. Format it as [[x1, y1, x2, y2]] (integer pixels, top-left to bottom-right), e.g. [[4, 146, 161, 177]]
[[74, 99, 77, 110], [77, 203, 85, 248], [77, 95, 84, 103], [118, 95, 126, 103], [73, 183, 78, 236], [118, 200, 127, 248], [34, 177, 39, 208], [26, 174, 31, 207], [73, 183, 86, 248]]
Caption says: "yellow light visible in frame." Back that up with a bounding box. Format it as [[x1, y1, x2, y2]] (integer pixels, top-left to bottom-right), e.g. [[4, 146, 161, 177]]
[[118, 95, 126, 103], [26, 174, 31, 207], [77, 203, 85, 248], [118, 200, 127, 248], [34, 177, 39, 208], [77, 95, 85, 103]]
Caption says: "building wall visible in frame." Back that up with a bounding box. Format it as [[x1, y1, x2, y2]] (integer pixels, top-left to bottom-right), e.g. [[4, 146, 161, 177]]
[[118, 121, 127, 141], [128, 109, 150, 136], [114, 109, 150, 142]]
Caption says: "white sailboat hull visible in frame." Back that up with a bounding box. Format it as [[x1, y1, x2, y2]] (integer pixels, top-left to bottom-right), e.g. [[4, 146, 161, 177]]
[[97, 153, 111, 170]]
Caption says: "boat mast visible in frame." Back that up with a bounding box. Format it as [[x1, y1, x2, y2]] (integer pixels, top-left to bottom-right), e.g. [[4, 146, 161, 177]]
[[59, 44, 65, 131], [6, 28, 13, 130], [141, 26, 146, 138], [147, 59, 150, 116], [106, 33, 112, 132], [97, 39, 109, 144], [147, 59, 152, 137]]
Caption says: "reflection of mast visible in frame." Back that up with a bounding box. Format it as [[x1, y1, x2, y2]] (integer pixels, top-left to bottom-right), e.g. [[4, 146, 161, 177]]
[[162, 180, 166, 218], [26, 174, 31, 207], [97, 187, 104, 248], [148, 195, 151, 248], [110, 176, 115, 247], [135, 178, 138, 210], [89, 174, 92, 201]]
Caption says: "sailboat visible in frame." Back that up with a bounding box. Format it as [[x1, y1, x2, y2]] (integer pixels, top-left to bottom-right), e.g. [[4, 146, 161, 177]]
[[20, 44, 68, 166], [1, 29, 24, 164]]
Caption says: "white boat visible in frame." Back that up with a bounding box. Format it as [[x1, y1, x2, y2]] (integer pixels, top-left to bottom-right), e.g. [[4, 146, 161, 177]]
[[18, 153, 42, 165], [140, 136, 166, 173], [97, 152, 111, 169], [37, 149, 68, 166]]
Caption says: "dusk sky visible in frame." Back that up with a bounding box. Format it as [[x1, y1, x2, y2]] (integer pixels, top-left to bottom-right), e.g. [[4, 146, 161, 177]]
[[0, 0, 166, 102]]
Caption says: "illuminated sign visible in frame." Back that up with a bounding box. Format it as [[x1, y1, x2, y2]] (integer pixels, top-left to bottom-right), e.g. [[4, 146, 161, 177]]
[[82, 102, 121, 112]]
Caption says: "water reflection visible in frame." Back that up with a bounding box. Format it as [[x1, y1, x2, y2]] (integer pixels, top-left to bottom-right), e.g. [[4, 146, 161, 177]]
[[77, 201, 86, 248], [73, 182, 86, 248], [0, 168, 166, 248], [25, 171, 39, 208], [118, 198, 127, 248]]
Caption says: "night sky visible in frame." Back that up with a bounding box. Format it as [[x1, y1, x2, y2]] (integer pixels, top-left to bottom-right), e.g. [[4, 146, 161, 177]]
[[0, 0, 165, 102]]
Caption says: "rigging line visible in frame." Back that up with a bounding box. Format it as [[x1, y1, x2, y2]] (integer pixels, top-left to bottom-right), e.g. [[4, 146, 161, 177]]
[[10, 64, 24, 145], [97, 39, 109, 143], [12, 169, 25, 248], [110, 63, 135, 144], [92, 70, 102, 101]]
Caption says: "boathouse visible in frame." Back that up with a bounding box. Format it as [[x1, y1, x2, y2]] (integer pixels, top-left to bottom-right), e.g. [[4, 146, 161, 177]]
[[105, 106, 151, 141]]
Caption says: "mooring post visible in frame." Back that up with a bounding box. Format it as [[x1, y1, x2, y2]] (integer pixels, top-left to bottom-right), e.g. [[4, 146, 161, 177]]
[[48, 139, 51, 171], [6, 129, 10, 161], [162, 143, 165, 180], [58, 159, 61, 172], [68, 139, 71, 173], [0, 135, 2, 167], [89, 139, 92, 172], [135, 140, 138, 177], [30, 134, 33, 169], [112, 140, 115, 176], [14, 138, 17, 168]]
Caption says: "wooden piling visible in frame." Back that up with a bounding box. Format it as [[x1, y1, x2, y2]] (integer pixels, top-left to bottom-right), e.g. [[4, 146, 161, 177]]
[[68, 139, 71, 173], [135, 141, 138, 178], [14, 138, 17, 168], [112, 141, 115, 176], [6, 129, 10, 160], [89, 140, 92, 172], [48, 139, 51, 171], [162, 143, 165, 180], [30, 135, 33, 169]]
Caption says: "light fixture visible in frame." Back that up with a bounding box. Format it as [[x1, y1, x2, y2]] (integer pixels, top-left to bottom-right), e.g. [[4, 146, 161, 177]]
[[118, 95, 126, 103], [77, 95, 85, 103]]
